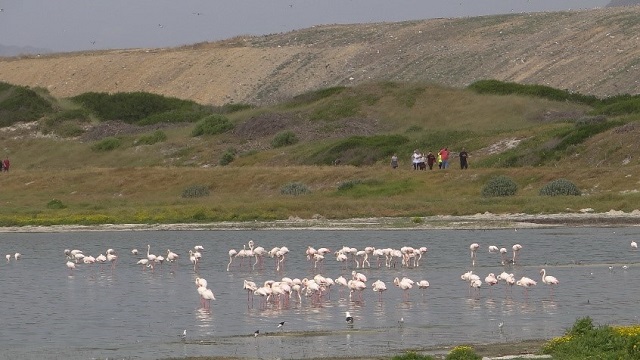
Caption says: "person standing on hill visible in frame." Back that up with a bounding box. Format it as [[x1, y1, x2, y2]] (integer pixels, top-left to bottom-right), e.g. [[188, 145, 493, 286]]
[[426, 151, 436, 170], [390, 154, 399, 169], [439, 148, 450, 169], [2, 157, 9, 172], [459, 148, 469, 169], [411, 149, 422, 170]]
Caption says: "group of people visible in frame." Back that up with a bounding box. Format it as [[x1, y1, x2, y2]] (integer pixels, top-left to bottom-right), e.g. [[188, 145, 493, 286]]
[[391, 148, 468, 170]]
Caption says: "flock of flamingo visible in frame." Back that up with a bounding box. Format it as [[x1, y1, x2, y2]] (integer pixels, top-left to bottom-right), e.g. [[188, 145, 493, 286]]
[[7, 236, 632, 318]]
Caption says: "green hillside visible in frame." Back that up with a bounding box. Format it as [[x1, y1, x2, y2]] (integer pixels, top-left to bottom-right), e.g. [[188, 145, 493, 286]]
[[0, 80, 639, 226]]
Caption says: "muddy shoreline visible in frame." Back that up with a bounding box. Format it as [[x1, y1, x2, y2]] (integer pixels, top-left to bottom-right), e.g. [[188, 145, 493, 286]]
[[1, 211, 638, 233]]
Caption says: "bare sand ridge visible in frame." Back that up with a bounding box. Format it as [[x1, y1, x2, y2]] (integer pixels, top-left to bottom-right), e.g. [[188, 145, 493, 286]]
[[1, 7, 640, 107]]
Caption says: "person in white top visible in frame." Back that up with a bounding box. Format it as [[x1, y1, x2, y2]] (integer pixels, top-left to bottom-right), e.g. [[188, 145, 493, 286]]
[[411, 149, 422, 170]]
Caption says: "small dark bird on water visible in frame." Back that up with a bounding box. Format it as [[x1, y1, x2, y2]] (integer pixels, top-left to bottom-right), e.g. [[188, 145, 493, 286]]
[[278, 321, 286, 328], [254, 329, 260, 337], [345, 311, 354, 324]]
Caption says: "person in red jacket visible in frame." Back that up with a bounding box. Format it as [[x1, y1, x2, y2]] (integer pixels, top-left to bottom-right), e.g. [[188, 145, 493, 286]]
[[439, 148, 450, 169], [2, 157, 9, 172]]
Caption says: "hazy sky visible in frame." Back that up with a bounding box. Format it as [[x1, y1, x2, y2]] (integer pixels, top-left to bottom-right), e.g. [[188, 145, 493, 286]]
[[0, 0, 610, 53]]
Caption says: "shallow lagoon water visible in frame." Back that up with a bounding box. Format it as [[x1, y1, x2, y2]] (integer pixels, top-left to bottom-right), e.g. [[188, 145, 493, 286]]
[[1, 227, 639, 359]]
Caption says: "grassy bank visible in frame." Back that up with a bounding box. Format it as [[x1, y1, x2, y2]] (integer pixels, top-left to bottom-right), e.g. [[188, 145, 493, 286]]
[[0, 165, 638, 226]]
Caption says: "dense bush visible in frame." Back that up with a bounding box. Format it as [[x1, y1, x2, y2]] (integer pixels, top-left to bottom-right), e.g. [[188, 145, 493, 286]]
[[284, 86, 347, 108], [136, 130, 168, 145], [481, 175, 518, 197], [0, 83, 53, 126], [181, 185, 210, 198], [219, 149, 236, 166], [280, 182, 311, 196], [391, 351, 435, 360], [91, 137, 122, 151], [444, 345, 481, 360], [541, 317, 640, 359], [468, 80, 599, 105], [46, 199, 67, 209], [539, 178, 581, 196], [271, 131, 299, 148], [337, 179, 363, 191], [191, 114, 234, 136], [70, 91, 208, 124], [308, 134, 409, 166]]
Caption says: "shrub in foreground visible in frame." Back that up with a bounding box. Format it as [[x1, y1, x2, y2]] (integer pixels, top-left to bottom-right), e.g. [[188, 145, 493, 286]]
[[481, 175, 518, 197], [444, 345, 482, 360], [539, 178, 581, 196], [391, 351, 435, 360], [280, 182, 310, 196]]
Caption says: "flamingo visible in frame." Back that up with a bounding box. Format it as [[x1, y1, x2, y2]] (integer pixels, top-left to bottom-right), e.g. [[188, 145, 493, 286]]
[[488, 245, 499, 253], [540, 268, 559, 295], [227, 249, 237, 271], [201, 288, 215, 309], [372, 279, 387, 301], [347, 279, 366, 302], [470, 278, 482, 298], [5, 254, 10, 262], [131, 248, 138, 255], [146, 245, 156, 263], [516, 276, 537, 298], [194, 245, 204, 252], [484, 273, 498, 295], [14, 252, 21, 260], [244, 280, 258, 306], [66, 260, 76, 274], [136, 258, 149, 270], [167, 249, 179, 269], [96, 254, 107, 270], [189, 250, 198, 272], [107, 253, 118, 270], [631, 241, 638, 250], [470, 243, 479, 266], [499, 248, 508, 265], [394, 277, 413, 301], [512, 244, 522, 264], [416, 280, 430, 296]]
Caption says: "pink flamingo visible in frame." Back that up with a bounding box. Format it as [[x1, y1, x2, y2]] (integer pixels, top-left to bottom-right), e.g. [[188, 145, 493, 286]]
[[372, 279, 387, 301], [470, 243, 480, 266], [540, 268, 559, 296]]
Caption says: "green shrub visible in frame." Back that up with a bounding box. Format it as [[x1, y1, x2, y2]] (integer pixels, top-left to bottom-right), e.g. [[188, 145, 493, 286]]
[[337, 179, 363, 191], [182, 185, 210, 198], [47, 199, 67, 209], [444, 345, 481, 360], [280, 182, 311, 196], [70, 91, 207, 123], [271, 131, 299, 148], [539, 178, 581, 196], [91, 137, 122, 151], [136, 130, 168, 145], [308, 134, 409, 166], [0, 83, 53, 126], [391, 351, 435, 360], [191, 114, 234, 136], [481, 175, 518, 197], [219, 149, 236, 166]]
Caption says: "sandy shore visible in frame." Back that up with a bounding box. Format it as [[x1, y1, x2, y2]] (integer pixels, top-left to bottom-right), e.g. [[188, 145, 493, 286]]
[[1, 210, 639, 233]]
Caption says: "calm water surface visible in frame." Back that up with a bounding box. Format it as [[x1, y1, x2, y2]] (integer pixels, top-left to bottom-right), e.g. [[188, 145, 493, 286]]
[[1, 227, 639, 359]]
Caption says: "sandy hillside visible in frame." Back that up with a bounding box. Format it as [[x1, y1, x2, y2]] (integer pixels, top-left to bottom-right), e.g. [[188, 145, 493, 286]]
[[1, 6, 639, 106]]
